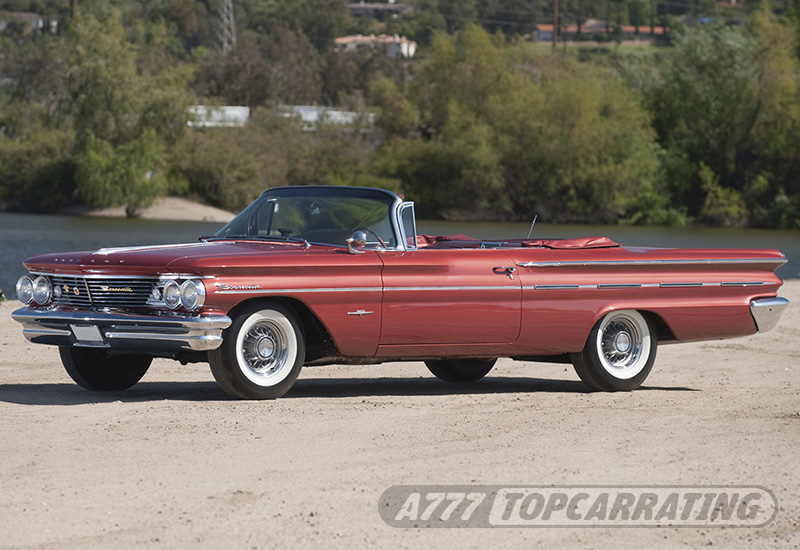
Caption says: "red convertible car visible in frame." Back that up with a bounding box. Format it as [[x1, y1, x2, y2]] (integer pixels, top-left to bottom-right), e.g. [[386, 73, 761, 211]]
[[12, 186, 789, 399]]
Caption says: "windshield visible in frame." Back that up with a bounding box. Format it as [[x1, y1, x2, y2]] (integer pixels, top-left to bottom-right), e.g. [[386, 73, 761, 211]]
[[214, 186, 399, 248]]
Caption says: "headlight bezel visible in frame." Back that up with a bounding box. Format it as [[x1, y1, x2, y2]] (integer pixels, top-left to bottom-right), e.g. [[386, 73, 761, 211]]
[[16, 276, 34, 305], [179, 279, 206, 311], [163, 280, 181, 309]]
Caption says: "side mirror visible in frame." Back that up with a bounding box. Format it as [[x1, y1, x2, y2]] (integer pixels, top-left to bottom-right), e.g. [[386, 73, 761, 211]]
[[347, 231, 367, 255]]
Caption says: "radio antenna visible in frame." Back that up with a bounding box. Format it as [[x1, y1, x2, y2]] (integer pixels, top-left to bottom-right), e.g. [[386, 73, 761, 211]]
[[526, 215, 538, 239]]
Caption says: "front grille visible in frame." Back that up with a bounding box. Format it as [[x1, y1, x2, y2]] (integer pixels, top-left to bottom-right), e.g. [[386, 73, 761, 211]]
[[52, 276, 158, 309]]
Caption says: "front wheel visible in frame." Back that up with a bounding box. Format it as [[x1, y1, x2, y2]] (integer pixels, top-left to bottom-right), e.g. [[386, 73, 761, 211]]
[[209, 302, 305, 399], [571, 310, 656, 392], [424, 358, 497, 382], [59, 347, 152, 391]]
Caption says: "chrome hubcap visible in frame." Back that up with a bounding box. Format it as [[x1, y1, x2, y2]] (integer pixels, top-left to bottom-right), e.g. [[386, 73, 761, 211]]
[[600, 317, 643, 370], [256, 336, 275, 359], [614, 332, 632, 353], [242, 321, 287, 375]]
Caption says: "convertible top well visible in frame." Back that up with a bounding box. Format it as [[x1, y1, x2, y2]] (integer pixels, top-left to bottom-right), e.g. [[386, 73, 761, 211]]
[[415, 235, 620, 249]]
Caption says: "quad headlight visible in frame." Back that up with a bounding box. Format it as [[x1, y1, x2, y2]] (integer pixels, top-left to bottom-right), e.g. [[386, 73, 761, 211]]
[[16, 276, 34, 304], [179, 279, 206, 311], [162, 279, 205, 311], [163, 280, 181, 309], [32, 276, 52, 305]]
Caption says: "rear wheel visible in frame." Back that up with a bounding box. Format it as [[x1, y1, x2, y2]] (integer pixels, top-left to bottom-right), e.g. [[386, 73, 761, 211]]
[[59, 347, 152, 391], [571, 310, 656, 391], [209, 302, 305, 399], [424, 358, 497, 382]]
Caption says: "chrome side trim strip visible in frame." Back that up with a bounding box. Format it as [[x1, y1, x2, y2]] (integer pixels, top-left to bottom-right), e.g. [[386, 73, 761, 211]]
[[597, 283, 643, 289], [215, 287, 384, 295], [527, 282, 771, 290], [384, 286, 519, 292], [215, 281, 774, 295], [531, 284, 581, 290], [214, 286, 521, 295], [517, 258, 787, 268]]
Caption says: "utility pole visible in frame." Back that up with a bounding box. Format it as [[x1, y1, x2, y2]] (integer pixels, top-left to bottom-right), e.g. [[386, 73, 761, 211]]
[[70, 0, 76, 17], [552, 0, 558, 55], [217, 0, 236, 53]]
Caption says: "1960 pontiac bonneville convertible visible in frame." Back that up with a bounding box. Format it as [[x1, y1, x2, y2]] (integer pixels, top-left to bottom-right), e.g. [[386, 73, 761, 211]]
[[12, 186, 790, 399]]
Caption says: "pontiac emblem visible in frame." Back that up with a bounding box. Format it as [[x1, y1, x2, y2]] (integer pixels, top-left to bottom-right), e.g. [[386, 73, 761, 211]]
[[74, 287, 80, 296], [63, 284, 69, 293], [347, 310, 374, 317]]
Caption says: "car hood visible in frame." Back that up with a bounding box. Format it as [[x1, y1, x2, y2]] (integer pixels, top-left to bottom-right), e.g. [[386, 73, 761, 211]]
[[23, 240, 341, 274]]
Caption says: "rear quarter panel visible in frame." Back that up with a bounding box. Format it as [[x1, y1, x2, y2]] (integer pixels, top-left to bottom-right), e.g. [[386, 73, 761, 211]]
[[505, 246, 786, 354]]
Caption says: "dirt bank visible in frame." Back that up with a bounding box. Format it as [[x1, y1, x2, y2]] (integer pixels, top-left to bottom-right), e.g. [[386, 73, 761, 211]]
[[83, 196, 235, 223]]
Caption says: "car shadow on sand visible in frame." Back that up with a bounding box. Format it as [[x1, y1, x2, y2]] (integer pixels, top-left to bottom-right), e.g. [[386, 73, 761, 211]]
[[0, 377, 697, 406]]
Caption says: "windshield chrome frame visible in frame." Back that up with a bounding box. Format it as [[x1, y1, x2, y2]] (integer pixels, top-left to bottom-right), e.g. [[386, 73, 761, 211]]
[[396, 202, 417, 251], [224, 186, 413, 251]]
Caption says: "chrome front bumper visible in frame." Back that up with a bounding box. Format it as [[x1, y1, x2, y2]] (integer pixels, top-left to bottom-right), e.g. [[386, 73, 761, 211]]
[[750, 297, 790, 333], [12, 308, 232, 352]]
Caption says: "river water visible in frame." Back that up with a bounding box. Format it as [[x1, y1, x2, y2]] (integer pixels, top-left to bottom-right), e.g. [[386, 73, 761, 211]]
[[1, 212, 797, 298]]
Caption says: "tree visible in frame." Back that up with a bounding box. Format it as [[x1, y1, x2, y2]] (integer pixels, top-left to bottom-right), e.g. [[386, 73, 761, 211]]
[[631, 9, 800, 227], [376, 25, 661, 222], [63, 12, 193, 215]]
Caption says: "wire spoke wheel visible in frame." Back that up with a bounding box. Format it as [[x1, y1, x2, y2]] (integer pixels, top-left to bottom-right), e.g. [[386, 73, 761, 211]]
[[598, 316, 645, 376], [240, 320, 290, 379], [571, 310, 657, 392], [209, 303, 305, 399]]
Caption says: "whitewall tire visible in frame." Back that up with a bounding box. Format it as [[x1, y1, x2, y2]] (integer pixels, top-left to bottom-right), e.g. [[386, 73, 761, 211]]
[[210, 302, 305, 399], [571, 310, 656, 391]]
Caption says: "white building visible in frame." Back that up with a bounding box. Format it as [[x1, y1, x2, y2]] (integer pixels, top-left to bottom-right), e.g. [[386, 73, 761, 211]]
[[334, 34, 417, 59], [188, 106, 250, 128]]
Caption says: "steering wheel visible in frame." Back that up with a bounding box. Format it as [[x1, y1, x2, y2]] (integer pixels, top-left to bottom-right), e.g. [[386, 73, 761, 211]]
[[353, 227, 387, 249]]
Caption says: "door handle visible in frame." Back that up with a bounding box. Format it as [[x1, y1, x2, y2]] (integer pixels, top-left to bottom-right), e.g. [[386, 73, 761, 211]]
[[493, 266, 517, 280]]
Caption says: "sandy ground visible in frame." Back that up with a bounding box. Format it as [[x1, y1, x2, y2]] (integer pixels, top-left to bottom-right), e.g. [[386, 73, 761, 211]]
[[84, 197, 235, 223], [0, 281, 797, 549]]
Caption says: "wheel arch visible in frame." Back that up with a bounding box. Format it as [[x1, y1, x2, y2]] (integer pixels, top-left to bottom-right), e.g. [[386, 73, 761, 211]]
[[590, 305, 677, 344], [224, 296, 338, 363]]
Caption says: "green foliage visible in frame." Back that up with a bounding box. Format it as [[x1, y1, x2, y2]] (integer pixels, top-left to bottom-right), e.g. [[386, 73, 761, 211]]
[[245, 0, 350, 51], [169, 110, 381, 212], [1, 1, 799, 229], [170, 128, 263, 212], [376, 25, 661, 223], [74, 130, 165, 215], [0, 103, 76, 211], [369, 77, 419, 138], [698, 163, 748, 227], [620, 7, 800, 228]]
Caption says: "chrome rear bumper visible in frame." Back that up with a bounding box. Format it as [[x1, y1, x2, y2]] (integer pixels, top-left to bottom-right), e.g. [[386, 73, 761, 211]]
[[12, 308, 232, 352], [750, 297, 789, 333]]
